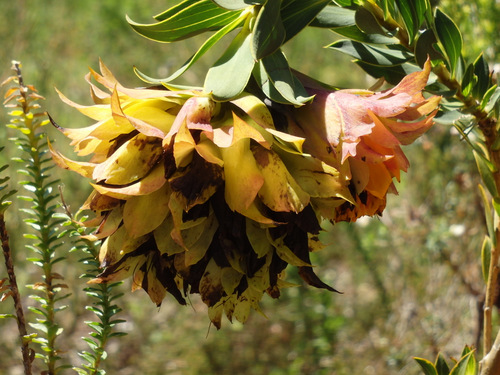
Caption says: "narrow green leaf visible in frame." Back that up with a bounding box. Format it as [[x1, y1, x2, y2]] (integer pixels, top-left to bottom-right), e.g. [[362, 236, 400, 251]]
[[478, 184, 496, 246], [434, 9, 463, 77], [395, 0, 426, 44], [435, 353, 451, 375], [205, 29, 255, 100], [355, 61, 421, 85], [251, 0, 286, 59], [332, 25, 397, 44], [482, 236, 492, 282], [211, 0, 264, 10], [127, 1, 241, 42], [433, 110, 463, 125], [414, 357, 439, 375], [461, 63, 475, 97], [281, 0, 330, 43], [0, 314, 16, 319], [485, 87, 500, 117], [481, 85, 498, 110], [134, 13, 246, 84], [310, 5, 355, 28], [153, 0, 201, 21], [261, 50, 314, 105], [449, 350, 476, 375], [472, 54, 490, 99], [328, 40, 413, 66], [473, 150, 497, 197], [332, 0, 352, 6], [355, 7, 387, 35]]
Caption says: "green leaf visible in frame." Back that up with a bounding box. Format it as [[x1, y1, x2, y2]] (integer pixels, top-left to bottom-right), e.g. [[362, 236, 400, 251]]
[[481, 236, 492, 282], [281, 0, 330, 43], [205, 29, 255, 100], [134, 13, 246, 84], [355, 7, 387, 36], [395, 0, 426, 44], [449, 350, 476, 375], [414, 357, 439, 375], [355, 61, 421, 85], [127, 1, 241, 42], [251, 0, 286, 59], [485, 87, 500, 117], [328, 40, 413, 66], [153, 0, 201, 21], [310, 5, 355, 28], [434, 9, 463, 77], [260, 50, 314, 105], [415, 29, 443, 68], [333, 0, 352, 6], [332, 25, 397, 44], [478, 184, 496, 246], [472, 54, 490, 99], [0, 313, 16, 319], [461, 63, 475, 97], [211, 0, 264, 10], [435, 353, 451, 375], [473, 150, 497, 197]]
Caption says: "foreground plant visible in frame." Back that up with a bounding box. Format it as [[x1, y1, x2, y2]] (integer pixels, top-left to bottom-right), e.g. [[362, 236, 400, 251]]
[[3, 61, 70, 373], [51, 53, 438, 328]]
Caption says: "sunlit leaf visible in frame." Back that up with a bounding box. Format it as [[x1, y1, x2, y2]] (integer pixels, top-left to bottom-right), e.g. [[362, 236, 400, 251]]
[[153, 0, 201, 21], [355, 61, 421, 85], [435, 353, 450, 375], [332, 25, 397, 44], [473, 149, 497, 197], [434, 9, 463, 77], [127, 1, 241, 42], [395, 0, 426, 44], [461, 63, 475, 97], [310, 5, 355, 28], [134, 12, 246, 84], [449, 349, 476, 375], [482, 235, 492, 282], [211, 0, 264, 10], [414, 357, 438, 375], [205, 29, 255, 100], [415, 29, 443, 68], [478, 184, 496, 246], [472, 53, 490, 99], [355, 7, 387, 36], [328, 40, 413, 66], [251, 0, 286, 59], [260, 50, 314, 105], [280, 0, 330, 42]]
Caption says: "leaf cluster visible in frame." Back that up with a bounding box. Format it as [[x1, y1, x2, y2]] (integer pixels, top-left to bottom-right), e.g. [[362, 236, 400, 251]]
[[415, 346, 477, 375]]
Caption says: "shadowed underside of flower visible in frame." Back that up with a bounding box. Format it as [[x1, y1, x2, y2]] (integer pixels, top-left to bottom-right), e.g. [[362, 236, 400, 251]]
[[52, 60, 439, 328]]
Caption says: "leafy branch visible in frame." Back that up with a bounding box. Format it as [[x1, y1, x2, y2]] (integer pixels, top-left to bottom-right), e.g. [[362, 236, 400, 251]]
[[57, 198, 126, 375], [4, 60, 69, 374]]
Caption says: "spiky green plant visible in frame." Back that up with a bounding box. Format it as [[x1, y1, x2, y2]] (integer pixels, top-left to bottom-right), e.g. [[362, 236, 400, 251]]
[[58, 203, 126, 375], [4, 60, 69, 373]]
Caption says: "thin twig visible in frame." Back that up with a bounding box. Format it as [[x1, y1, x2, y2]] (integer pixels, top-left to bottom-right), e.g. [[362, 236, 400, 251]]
[[1, 214, 33, 375]]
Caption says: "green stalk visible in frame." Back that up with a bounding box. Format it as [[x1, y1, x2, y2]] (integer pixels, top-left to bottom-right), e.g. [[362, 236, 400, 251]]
[[5, 61, 68, 374]]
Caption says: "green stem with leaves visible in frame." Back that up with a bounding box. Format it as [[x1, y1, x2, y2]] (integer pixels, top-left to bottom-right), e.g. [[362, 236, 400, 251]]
[[5, 61, 68, 374]]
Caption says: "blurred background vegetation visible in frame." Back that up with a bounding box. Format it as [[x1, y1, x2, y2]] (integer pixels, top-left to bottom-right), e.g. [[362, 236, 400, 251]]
[[1, 1, 499, 374]]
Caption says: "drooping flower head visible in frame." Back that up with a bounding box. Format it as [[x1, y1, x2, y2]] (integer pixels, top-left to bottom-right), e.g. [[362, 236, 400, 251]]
[[52, 62, 353, 328], [52, 60, 439, 328], [290, 60, 440, 222]]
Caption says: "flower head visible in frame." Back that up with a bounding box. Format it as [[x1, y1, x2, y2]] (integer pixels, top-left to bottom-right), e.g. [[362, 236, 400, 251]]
[[53, 62, 350, 328], [290, 60, 440, 222]]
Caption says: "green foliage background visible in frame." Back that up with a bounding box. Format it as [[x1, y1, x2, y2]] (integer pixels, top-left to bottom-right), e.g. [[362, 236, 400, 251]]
[[0, 0, 498, 374]]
